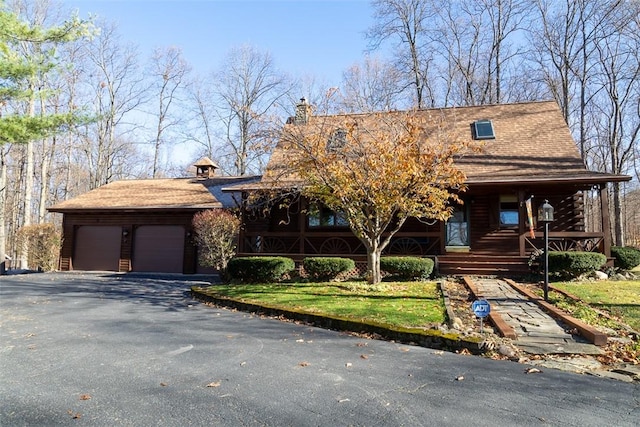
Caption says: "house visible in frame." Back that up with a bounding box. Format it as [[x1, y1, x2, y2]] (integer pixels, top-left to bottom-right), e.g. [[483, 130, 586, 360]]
[[231, 99, 631, 275], [48, 158, 259, 274]]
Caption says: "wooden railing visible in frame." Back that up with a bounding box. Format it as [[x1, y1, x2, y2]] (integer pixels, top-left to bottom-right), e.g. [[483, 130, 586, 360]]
[[238, 231, 442, 259], [521, 231, 605, 256]]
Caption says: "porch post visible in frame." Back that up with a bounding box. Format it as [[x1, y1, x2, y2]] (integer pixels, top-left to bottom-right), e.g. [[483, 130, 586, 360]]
[[599, 184, 612, 257], [238, 191, 248, 253], [518, 190, 526, 256], [299, 197, 306, 255]]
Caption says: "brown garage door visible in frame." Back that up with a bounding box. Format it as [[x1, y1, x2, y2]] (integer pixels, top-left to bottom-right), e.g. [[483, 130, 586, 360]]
[[74, 226, 121, 271], [132, 225, 185, 273]]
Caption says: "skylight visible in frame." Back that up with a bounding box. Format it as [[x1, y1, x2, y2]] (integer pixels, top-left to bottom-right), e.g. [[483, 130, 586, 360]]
[[473, 120, 495, 140]]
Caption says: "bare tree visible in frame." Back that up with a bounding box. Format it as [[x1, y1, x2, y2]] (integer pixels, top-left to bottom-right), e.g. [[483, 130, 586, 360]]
[[183, 75, 221, 167], [147, 46, 191, 178], [430, 0, 527, 106], [338, 56, 406, 112], [527, 0, 622, 158], [214, 45, 292, 175], [590, 7, 640, 246], [79, 20, 147, 188], [367, 0, 438, 108]]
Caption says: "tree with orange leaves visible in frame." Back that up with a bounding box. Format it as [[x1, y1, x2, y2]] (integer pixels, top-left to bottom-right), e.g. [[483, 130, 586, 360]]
[[278, 110, 479, 284]]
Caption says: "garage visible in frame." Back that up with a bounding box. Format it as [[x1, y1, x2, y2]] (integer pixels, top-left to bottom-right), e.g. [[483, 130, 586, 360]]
[[132, 225, 185, 273], [73, 226, 121, 271], [48, 172, 260, 273]]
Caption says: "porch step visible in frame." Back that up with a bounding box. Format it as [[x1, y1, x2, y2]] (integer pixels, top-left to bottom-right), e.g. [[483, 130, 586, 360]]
[[437, 255, 530, 276]]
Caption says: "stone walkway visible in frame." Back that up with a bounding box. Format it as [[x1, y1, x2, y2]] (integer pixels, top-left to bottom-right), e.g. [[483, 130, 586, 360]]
[[472, 278, 604, 355]]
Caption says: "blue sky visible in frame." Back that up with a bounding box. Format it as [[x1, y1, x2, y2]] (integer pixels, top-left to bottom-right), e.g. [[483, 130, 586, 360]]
[[62, 0, 377, 86]]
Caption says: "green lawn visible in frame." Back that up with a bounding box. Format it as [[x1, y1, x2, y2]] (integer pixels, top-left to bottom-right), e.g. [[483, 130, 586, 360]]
[[550, 280, 640, 332], [195, 281, 446, 329]]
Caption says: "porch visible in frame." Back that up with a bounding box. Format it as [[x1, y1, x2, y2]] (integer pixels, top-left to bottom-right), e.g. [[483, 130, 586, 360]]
[[236, 229, 610, 276]]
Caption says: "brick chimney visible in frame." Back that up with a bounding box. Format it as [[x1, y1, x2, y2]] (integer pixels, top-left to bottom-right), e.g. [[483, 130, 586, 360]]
[[193, 157, 219, 179]]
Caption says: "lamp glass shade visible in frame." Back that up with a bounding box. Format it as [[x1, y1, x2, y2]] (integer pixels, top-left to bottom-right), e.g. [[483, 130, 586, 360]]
[[537, 200, 554, 222]]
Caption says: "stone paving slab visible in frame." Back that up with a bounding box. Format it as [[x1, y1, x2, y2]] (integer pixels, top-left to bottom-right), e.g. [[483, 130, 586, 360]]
[[515, 342, 605, 355], [469, 278, 604, 355]]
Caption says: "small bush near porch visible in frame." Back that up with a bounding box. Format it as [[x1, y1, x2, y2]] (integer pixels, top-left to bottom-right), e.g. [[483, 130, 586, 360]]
[[196, 281, 445, 329]]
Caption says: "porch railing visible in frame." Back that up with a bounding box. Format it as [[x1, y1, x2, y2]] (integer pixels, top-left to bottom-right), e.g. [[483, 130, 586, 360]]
[[238, 231, 442, 259], [521, 231, 605, 256]]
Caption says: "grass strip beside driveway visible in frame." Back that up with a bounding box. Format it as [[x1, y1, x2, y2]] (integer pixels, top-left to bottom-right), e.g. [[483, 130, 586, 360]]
[[550, 280, 640, 332], [194, 281, 446, 329]]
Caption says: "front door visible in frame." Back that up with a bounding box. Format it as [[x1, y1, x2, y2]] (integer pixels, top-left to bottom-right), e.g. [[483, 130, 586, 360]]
[[446, 205, 469, 248]]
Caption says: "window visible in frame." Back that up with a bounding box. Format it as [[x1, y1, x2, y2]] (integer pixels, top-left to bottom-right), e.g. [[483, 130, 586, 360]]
[[308, 205, 349, 228], [499, 195, 519, 226], [473, 120, 495, 140]]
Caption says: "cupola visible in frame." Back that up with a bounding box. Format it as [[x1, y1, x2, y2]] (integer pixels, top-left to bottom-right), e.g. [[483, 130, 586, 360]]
[[193, 157, 219, 179]]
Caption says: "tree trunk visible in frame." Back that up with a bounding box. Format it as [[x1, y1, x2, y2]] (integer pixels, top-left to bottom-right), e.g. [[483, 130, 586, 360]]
[[0, 150, 6, 274], [366, 248, 382, 285], [612, 181, 624, 246], [20, 92, 36, 269]]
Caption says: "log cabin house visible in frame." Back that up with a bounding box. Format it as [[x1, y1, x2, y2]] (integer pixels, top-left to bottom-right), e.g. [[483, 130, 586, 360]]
[[230, 100, 631, 276]]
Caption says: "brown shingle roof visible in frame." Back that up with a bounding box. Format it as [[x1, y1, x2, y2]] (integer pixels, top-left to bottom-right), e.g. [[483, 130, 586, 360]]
[[48, 176, 259, 212], [257, 100, 630, 188]]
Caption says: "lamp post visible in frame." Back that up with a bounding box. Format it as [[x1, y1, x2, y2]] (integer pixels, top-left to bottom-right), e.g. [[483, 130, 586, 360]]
[[538, 200, 554, 302]]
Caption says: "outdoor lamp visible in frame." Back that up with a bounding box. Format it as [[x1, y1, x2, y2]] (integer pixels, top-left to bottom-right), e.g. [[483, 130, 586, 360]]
[[538, 200, 554, 222], [537, 199, 554, 302]]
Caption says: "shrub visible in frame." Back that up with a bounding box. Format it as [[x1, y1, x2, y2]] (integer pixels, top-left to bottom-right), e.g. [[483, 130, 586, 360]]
[[226, 256, 295, 283], [192, 210, 241, 272], [611, 246, 640, 270], [380, 256, 434, 280], [547, 251, 606, 278], [303, 257, 355, 281], [15, 223, 61, 272]]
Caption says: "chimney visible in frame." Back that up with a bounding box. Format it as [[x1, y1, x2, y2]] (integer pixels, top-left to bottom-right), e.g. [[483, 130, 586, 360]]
[[293, 97, 311, 125], [193, 157, 219, 179]]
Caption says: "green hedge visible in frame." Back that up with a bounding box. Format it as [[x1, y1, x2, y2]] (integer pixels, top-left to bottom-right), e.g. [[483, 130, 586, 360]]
[[303, 257, 355, 281], [611, 246, 640, 270], [380, 256, 434, 280], [226, 256, 295, 283], [547, 251, 606, 278]]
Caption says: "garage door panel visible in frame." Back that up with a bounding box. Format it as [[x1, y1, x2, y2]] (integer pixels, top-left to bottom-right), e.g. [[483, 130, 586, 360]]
[[133, 226, 185, 273], [74, 226, 121, 271]]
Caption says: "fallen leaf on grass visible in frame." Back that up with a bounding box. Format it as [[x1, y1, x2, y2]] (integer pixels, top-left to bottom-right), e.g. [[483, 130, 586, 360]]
[[79, 394, 91, 400], [206, 381, 221, 388]]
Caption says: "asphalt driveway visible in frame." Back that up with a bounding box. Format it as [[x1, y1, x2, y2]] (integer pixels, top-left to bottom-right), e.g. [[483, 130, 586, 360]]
[[1, 272, 638, 426]]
